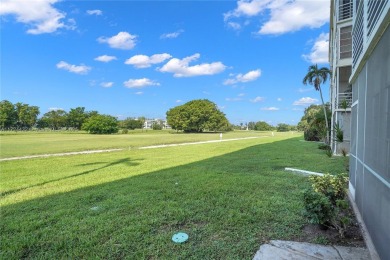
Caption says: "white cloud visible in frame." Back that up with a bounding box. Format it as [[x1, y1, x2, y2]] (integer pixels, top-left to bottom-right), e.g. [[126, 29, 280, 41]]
[[293, 97, 318, 106], [224, 69, 261, 85], [250, 96, 265, 103], [277, 98, 282, 101], [56, 61, 91, 74], [258, 0, 330, 35], [176, 100, 183, 103], [0, 0, 67, 34], [224, 0, 329, 35], [123, 78, 160, 88], [94, 55, 117, 62], [159, 53, 226, 77], [160, 29, 184, 39], [98, 32, 137, 50], [135, 91, 143, 95], [125, 53, 172, 68], [100, 82, 113, 88], [87, 10, 102, 16], [226, 97, 243, 102], [227, 22, 242, 30], [261, 107, 279, 111], [224, 0, 271, 20], [302, 32, 329, 64]]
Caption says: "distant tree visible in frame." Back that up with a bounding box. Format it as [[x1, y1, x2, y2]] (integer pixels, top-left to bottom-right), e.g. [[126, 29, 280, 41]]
[[276, 123, 290, 132], [166, 99, 230, 133], [303, 64, 331, 143], [0, 100, 17, 129], [121, 118, 143, 130], [152, 122, 163, 130], [82, 114, 118, 134], [298, 104, 331, 141], [40, 110, 68, 130], [67, 107, 87, 130], [15, 103, 40, 129], [247, 122, 255, 130], [255, 121, 274, 131]]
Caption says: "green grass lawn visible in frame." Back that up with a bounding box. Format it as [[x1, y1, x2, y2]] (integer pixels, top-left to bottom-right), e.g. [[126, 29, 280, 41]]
[[0, 133, 347, 259], [0, 130, 276, 158]]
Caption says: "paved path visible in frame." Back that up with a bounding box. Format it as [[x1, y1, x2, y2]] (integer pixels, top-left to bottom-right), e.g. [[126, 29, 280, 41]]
[[253, 240, 371, 260], [0, 136, 260, 161]]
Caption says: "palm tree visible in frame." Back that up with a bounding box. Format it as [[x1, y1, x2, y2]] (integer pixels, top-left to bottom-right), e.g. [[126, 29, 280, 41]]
[[303, 64, 331, 143]]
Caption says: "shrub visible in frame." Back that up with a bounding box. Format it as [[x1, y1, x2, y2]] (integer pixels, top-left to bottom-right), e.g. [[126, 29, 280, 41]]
[[304, 128, 320, 141], [122, 129, 129, 134], [82, 115, 118, 134], [303, 173, 351, 237], [334, 123, 344, 142], [325, 149, 333, 157]]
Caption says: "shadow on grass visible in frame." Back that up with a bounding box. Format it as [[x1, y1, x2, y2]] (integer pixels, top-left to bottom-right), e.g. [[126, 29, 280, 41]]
[[0, 137, 346, 259], [1, 157, 141, 196]]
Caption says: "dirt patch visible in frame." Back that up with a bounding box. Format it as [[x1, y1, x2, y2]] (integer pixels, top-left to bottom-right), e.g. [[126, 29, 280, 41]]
[[300, 222, 365, 247]]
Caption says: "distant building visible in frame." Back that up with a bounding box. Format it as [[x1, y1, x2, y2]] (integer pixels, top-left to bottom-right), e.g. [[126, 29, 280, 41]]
[[143, 119, 171, 129], [330, 1, 389, 259], [329, 0, 353, 154]]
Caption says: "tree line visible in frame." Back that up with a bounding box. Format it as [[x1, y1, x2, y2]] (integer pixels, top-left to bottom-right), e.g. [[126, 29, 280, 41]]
[[1, 99, 297, 134]]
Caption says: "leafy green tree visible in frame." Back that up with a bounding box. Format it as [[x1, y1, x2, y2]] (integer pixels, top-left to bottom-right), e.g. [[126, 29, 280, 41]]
[[255, 121, 273, 131], [40, 110, 68, 130], [303, 64, 331, 143], [0, 100, 17, 129], [298, 104, 331, 141], [247, 122, 255, 130], [166, 99, 230, 133], [82, 114, 118, 134], [15, 102, 40, 129], [121, 118, 143, 130], [67, 107, 87, 130], [276, 123, 290, 132]]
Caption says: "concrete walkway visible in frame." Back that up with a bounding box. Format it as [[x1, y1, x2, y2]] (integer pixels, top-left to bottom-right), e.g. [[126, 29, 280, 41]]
[[253, 240, 370, 260]]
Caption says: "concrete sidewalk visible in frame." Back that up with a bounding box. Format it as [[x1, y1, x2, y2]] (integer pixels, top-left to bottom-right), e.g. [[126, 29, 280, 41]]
[[253, 240, 370, 260]]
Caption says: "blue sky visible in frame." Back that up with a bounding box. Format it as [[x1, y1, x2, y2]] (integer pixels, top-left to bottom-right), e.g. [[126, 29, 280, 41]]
[[1, 0, 331, 126]]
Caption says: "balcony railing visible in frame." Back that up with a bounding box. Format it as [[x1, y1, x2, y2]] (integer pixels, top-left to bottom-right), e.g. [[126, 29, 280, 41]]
[[339, 1, 353, 20], [337, 92, 353, 109], [352, 0, 389, 70]]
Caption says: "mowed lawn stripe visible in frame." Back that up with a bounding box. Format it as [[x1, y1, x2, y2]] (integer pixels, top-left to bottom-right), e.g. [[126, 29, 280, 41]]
[[0, 135, 347, 259]]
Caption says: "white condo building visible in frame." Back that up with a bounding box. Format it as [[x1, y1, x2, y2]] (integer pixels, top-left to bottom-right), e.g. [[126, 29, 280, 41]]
[[330, 0, 389, 259]]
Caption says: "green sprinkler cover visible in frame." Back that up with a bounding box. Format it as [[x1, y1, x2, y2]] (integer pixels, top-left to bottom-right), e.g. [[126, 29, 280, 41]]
[[172, 232, 188, 243]]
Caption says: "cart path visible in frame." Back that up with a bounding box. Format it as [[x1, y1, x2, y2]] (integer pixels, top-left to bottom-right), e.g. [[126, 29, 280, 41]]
[[1, 136, 261, 161]]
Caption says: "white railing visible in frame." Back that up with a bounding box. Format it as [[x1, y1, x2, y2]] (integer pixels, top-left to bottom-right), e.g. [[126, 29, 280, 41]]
[[352, 2, 364, 67], [352, 0, 389, 70], [367, 0, 388, 36], [337, 92, 353, 109], [336, 92, 352, 109], [339, 1, 354, 20]]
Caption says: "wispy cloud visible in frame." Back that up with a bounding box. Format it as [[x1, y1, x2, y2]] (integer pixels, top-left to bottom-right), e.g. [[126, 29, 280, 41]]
[[86, 9, 102, 16], [159, 53, 226, 77], [261, 107, 279, 111], [123, 78, 160, 88], [100, 82, 113, 88], [125, 53, 172, 68], [250, 96, 265, 103], [224, 69, 261, 85], [302, 32, 329, 64], [98, 32, 137, 50], [277, 98, 282, 101], [160, 29, 184, 39], [56, 61, 91, 74], [293, 97, 318, 106], [0, 0, 68, 34], [94, 55, 117, 63]]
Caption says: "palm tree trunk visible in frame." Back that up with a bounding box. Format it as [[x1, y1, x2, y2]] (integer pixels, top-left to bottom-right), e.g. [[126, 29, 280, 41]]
[[318, 86, 330, 144]]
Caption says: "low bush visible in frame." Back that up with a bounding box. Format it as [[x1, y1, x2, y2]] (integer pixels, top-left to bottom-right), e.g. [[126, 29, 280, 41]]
[[303, 173, 352, 237]]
